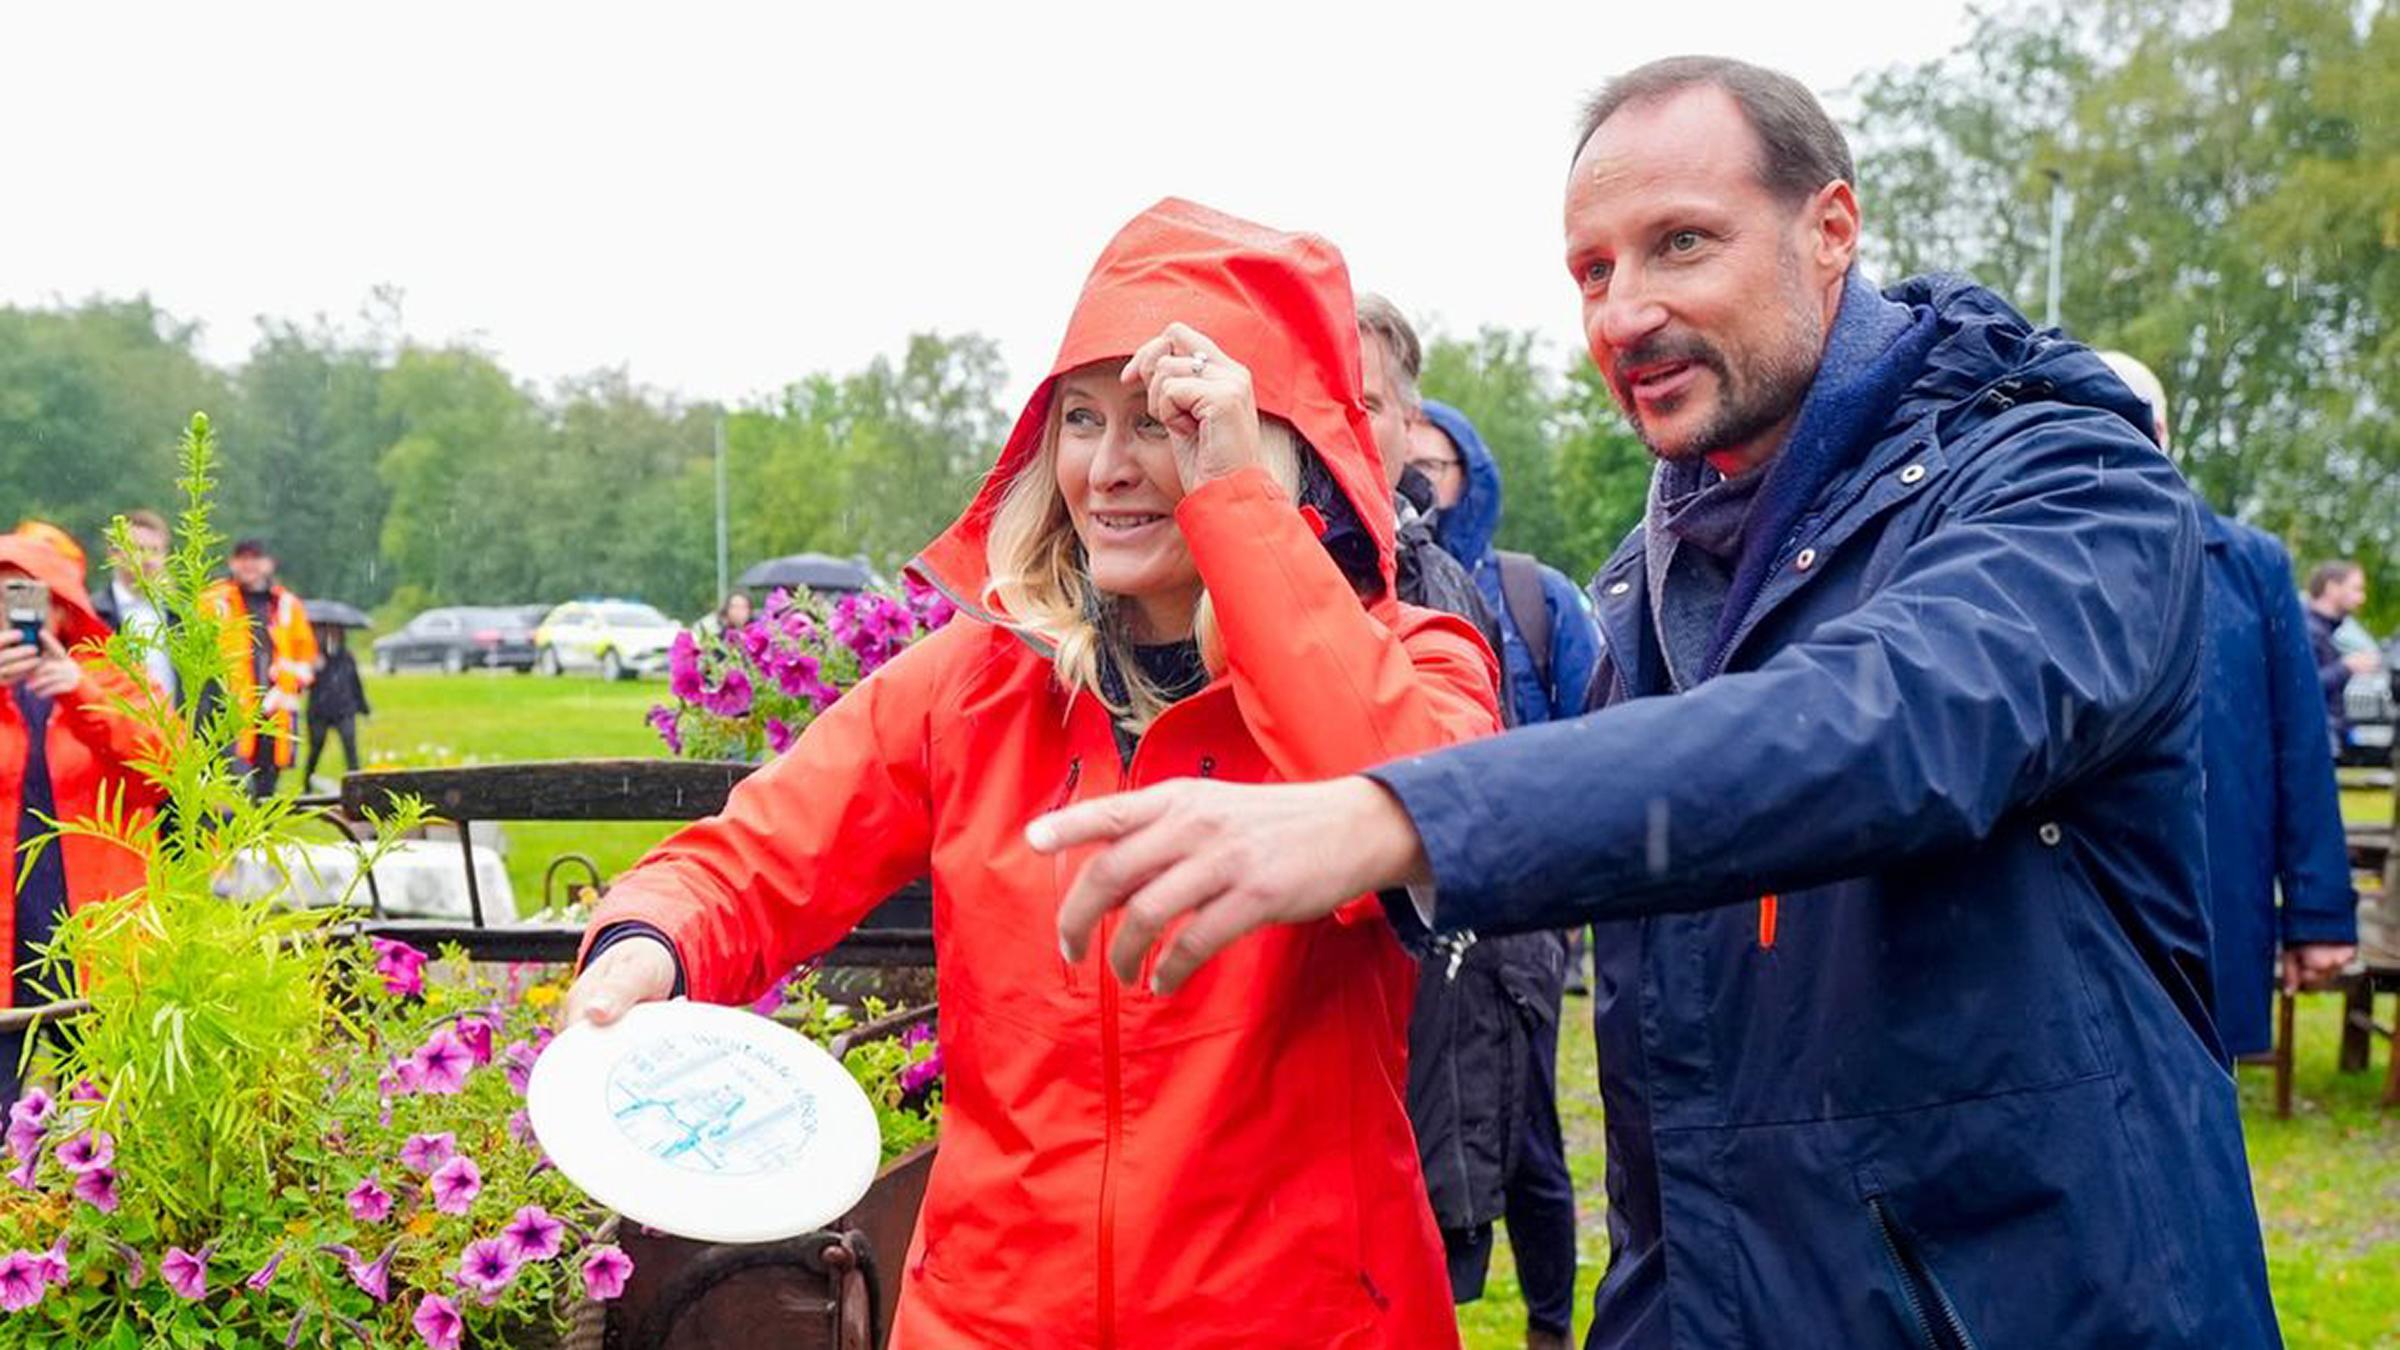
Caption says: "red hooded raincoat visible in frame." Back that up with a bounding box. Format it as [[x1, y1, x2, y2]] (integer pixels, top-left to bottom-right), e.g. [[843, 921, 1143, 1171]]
[[590, 199, 1498, 1348]]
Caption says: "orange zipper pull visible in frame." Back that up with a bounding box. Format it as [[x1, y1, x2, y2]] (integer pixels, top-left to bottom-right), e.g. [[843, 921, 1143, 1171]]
[[1757, 893, 1779, 951]]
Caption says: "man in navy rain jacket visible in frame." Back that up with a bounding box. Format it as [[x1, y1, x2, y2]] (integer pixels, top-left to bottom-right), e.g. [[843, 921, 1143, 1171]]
[[1045, 55, 2281, 1350], [2098, 351, 2355, 1060]]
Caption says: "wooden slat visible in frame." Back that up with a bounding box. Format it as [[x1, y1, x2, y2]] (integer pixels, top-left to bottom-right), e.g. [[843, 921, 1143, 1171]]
[[341, 759, 760, 823]]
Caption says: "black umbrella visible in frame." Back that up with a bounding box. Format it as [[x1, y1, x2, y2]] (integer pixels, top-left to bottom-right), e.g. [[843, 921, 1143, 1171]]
[[304, 598, 374, 628], [734, 553, 874, 594]]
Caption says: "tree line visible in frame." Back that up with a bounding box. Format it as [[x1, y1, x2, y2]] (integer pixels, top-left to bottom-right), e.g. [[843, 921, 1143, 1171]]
[[9, 0, 2389, 628]]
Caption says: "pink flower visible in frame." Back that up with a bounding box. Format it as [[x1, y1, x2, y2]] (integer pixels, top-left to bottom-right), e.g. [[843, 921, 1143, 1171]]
[[245, 1246, 285, 1292], [371, 938, 428, 998], [348, 1177, 394, 1222], [162, 1244, 212, 1300], [110, 1241, 144, 1288], [7, 1090, 52, 1132], [499, 1205, 565, 1263], [0, 1252, 44, 1312], [5, 1119, 41, 1168], [56, 1129, 113, 1175], [455, 1237, 521, 1296], [37, 1236, 66, 1287], [73, 1165, 118, 1213], [506, 1110, 534, 1146], [581, 1244, 632, 1301], [503, 1040, 539, 1095], [412, 1292, 464, 1350], [646, 703, 684, 754], [66, 1080, 102, 1104], [667, 630, 704, 703], [408, 1028, 473, 1096], [429, 1156, 482, 1215], [455, 1015, 496, 1066], [5, 1151, 35, 1191], [321, 1241, 397, 1303], [700, 665, 754, 719], [765, 717, 797, 754], [400, 1131, 456, 1175]]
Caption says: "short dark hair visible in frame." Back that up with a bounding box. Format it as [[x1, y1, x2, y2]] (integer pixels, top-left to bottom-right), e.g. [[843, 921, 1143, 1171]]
[[1353, 292, 1423, 408], [230, 537, 270, 559], [2307, 561, 2364, 598], [1572, 56, 1855, 205]]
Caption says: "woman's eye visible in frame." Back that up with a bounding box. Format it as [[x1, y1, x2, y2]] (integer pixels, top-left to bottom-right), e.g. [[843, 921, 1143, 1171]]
[[1133, 415, 1168, 440], [1062, 407, 1102, 430]]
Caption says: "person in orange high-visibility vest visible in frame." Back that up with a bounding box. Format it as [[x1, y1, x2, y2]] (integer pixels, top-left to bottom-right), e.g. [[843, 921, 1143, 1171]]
[[199, 538, 317, 797]]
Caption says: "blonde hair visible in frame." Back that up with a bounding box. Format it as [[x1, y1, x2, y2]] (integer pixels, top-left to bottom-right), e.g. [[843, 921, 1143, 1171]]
[[983, 390, 1305, 730]]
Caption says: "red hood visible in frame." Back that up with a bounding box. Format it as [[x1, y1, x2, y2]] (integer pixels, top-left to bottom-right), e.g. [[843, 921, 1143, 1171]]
[[912, 197, 1394, 612], [0, 533, 107, 649]]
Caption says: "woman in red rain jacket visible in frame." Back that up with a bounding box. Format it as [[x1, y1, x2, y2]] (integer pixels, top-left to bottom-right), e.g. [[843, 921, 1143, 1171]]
[[566, 199, 1500, 1348], [1, 525, 164, 1104]]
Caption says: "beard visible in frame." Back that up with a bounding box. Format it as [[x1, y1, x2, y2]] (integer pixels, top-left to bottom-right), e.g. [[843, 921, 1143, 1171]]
[[1618, 258, 1824, 464]]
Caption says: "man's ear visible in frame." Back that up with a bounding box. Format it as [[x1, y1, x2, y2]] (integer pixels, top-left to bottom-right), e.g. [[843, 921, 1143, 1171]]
[[1809, 180, 1861, 279]]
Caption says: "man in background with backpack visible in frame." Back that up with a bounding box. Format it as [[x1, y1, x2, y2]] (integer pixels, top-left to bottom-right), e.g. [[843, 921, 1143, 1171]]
[[1359, 295, 1582, 1350], [1413, 398, 1601, 1349]]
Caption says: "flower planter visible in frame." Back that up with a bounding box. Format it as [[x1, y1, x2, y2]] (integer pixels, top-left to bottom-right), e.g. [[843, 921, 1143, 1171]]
[[589, 1140, 936, 1350]]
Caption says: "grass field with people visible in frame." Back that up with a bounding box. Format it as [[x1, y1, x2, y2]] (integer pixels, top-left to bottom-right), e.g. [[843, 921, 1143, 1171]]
[[354, 671, 2400, 1349]]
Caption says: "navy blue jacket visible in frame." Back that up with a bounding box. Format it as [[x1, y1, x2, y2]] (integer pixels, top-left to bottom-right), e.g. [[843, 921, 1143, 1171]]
[[1374, 277, 2279, 1349], [1424, 399, 1604, 725], [2200, 512, 2357, 1057]]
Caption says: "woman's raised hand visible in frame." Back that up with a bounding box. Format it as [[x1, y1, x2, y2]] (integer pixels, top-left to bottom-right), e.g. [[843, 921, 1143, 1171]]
[[1122, 323, 1261, 491]]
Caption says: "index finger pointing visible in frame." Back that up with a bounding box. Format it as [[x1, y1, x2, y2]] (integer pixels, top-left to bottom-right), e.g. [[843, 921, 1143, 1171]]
[[1025, 787, 1173, 855]]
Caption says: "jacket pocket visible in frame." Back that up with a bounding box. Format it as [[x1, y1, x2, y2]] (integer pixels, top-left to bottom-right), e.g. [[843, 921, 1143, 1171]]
[[1866, 1196, 1981, 1350]]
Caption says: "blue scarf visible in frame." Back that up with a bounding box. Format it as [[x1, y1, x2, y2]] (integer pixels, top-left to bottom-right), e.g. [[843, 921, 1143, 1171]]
[[1684, 271, 1936, 673]]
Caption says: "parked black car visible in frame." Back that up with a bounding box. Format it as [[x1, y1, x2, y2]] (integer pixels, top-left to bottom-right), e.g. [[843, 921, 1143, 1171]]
[[372, 606, 541, 674]]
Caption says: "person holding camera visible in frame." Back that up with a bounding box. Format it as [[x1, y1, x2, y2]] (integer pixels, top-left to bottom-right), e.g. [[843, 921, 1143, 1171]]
[[0, 523, 163, 1105]]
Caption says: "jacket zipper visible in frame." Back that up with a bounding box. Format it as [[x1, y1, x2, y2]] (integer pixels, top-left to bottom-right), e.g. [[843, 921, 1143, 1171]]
[[1756, 893, 1779, 950], [1097, 937, 1121, 1350], [1868, 1197, 1977, 1350]]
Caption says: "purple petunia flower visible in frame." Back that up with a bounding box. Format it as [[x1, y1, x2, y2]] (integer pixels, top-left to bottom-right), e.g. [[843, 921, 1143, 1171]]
[[400, 1131, 456, 1175], [646, 703, 684, 755], [55, 1129, 113, 1175], [348, 1177, 394, 1222], [65, 1080, 101, 1104], [7, 1090, 52, 1133], [371, 937, 428, 998], [5, 1151, 35, 1191], [110, 1241, 145, 1289], [6, 1119, 42, 1168], [408, 1028, 473, 1096], [455, 1237, 521, 1296], [429, 1156, 482, 1215], [245, 1246, 285, 1292], [500, 1205, 565, 1263], [506, 1109, 534, 1146], [73, 1165, 118, 1213], [581, 1244, 633, 1301], [700, 665, 754, 719], [764, 717, 797, 754], [321, 1241, 398, 1303], [0, 1252, 44, 1312], [37, 1236, 66, 1287], [667, 631, 704, 702], [456, 1015, 496, 1067], [162, 1244, 211, 1300], [412, 1292, 464, 1350], [503, 1039, 539, 1095]]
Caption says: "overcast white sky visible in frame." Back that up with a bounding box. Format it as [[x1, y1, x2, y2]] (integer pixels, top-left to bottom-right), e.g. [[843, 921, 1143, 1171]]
[[3, 2, 1976, 406]]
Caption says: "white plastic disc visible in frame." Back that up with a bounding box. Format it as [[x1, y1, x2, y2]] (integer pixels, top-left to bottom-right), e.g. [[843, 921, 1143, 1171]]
[[526, 1000, 882, 1244]]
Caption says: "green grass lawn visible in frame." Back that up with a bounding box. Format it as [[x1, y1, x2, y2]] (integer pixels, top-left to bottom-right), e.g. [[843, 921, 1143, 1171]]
[[346, 672, 2398, 1346], [341, 670, 682, 910]]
